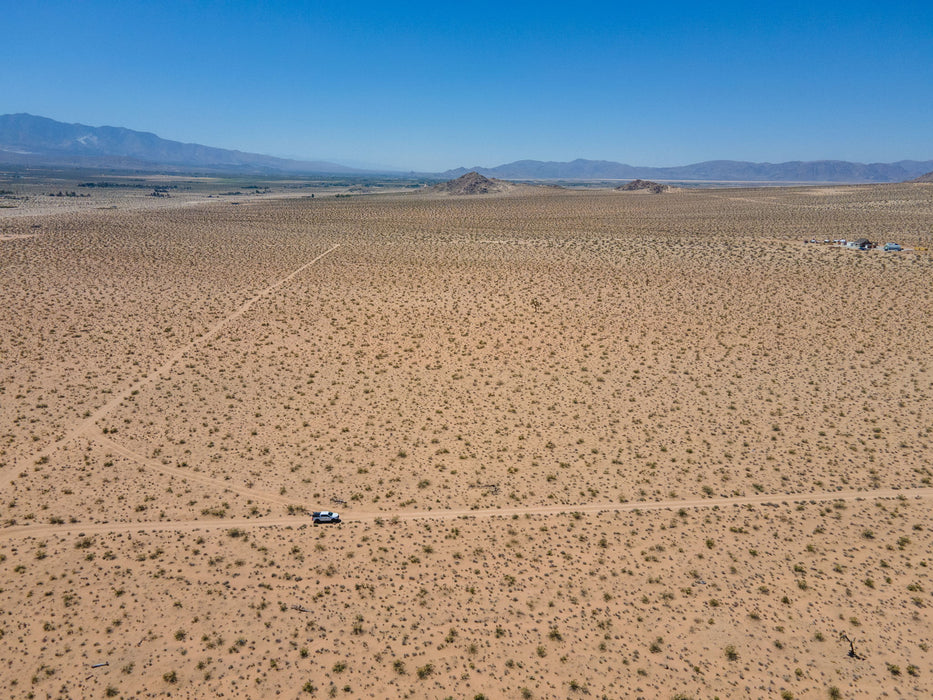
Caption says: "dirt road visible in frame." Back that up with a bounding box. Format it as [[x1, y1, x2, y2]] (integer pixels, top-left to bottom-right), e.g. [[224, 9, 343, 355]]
[[0, 244, 341, 494], [3, 486, 931, 541]]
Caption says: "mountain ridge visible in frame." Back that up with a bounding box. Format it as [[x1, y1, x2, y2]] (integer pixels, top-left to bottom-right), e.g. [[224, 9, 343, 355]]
[[440, 157, 933, 183], [3, 114, 931, 182], [0, 113, 363, 174]]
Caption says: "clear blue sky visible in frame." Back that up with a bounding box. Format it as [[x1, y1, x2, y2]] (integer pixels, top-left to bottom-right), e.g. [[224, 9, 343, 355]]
[[3, 1, 932, 171]]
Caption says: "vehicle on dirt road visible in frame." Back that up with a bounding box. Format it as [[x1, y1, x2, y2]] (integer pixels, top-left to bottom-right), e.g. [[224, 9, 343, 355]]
[[312, 511, 341, 524]]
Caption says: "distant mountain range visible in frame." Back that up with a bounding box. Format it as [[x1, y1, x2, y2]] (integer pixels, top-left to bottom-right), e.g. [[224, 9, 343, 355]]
[[0, 113, 362, 174], [2, 113, 931, 182], [440, 158, 933, 183]]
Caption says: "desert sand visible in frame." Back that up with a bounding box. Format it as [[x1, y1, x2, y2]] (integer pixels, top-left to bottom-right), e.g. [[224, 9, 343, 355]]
[[1, 181, 932, 698]]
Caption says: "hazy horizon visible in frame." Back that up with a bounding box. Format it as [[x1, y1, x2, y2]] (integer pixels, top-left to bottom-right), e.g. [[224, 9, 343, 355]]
[[5, 1, 933, 171]]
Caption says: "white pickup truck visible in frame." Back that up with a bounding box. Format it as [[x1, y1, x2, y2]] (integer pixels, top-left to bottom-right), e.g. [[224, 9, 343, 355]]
[[311, 511, 341, 524]]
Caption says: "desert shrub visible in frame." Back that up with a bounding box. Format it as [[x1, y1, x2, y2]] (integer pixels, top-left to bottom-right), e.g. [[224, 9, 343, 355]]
[[416, 663, 434, 679]]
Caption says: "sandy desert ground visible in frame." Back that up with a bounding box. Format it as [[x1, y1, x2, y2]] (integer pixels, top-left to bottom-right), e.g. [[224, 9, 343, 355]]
[[1, 180, 932, 698]]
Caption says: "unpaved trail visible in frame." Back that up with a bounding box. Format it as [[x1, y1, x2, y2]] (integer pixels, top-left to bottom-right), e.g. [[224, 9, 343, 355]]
[[0, 244, 341, 493], [92, 433, 295, 507], [3, 486, 931, 541]]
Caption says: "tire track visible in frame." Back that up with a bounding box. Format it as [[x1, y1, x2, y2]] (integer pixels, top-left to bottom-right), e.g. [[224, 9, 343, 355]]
[[92, 433, 295, 507], [3, 486, 931, 541], [2, 244, 341, 493]]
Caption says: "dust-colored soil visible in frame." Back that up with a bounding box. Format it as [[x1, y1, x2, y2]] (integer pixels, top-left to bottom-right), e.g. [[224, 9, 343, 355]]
[[1, 183, 932, 698]]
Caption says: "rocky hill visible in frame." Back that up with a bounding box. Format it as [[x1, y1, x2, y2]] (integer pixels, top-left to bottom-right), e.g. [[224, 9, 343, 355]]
[[431, 171, 512, 195], [615, 179, 670, 193], [912, 171, 933, 183]]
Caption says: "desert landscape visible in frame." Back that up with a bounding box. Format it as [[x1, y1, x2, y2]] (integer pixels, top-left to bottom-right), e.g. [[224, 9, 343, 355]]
[[1, 177, 932, 699]]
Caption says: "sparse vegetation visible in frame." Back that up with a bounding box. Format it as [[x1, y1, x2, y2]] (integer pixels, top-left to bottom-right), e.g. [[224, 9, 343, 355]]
[[0, 181, 931, 698]]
